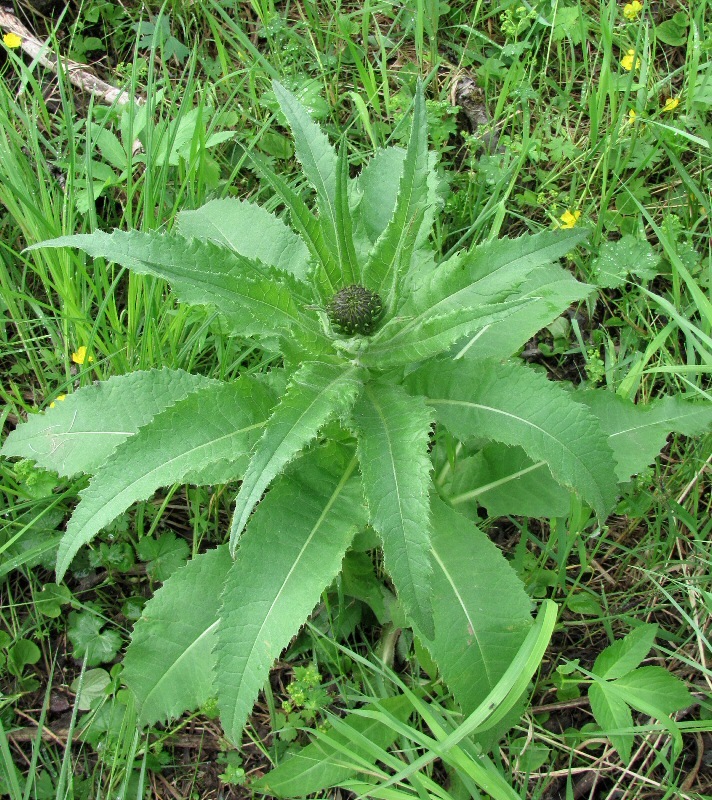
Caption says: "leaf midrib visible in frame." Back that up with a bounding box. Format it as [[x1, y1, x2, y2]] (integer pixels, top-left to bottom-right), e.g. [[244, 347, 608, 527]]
[[430, 546, 495, 688], [429, 397, 602, 501], [227, 462, 356, 729]]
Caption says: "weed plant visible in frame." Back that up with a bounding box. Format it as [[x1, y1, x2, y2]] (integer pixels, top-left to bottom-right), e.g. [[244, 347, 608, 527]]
[[1, 1, 711, 798]]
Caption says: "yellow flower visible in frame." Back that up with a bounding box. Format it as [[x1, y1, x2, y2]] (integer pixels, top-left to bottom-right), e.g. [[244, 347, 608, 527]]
[[621, 49, 641, 71], [2, 32, 22, 48], [662, 96, 680, 112], [623, 1, 642, 21], [627, 109, 637, 124], [49, 394, 66, 409], [71, 345, 94, 365], [560, 210, 581, 229]]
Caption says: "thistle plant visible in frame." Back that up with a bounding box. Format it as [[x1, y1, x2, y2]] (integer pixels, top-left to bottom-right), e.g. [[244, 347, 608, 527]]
[[3, 80, 710, 795]]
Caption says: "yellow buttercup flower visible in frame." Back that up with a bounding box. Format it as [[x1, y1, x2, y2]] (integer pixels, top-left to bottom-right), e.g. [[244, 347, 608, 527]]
[[623, 1, 642, 21], [49, 394, 66, 409], [627, 109, 637, 124], [662, 96, 680, 112], [3, 32, 22, 48], [71, 345, 94, 365], [621, 49, 641, 71], [560, 210, 581, 229]]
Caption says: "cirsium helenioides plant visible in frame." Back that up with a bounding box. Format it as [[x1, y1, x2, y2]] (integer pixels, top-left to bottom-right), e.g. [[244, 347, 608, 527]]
[[3, 81, 711, 772]]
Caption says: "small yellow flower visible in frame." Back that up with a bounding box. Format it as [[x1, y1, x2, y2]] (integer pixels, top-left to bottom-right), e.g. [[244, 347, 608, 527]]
[[662, 96, 680, 112], [560, 210, 581, 229], [71, 345, 94, 365], [2, 32, 22, 48], [49, 394, 66, 409], [627, 109, 637, 124], [623, 1, 643, 21], [621, 49, 641, 71]]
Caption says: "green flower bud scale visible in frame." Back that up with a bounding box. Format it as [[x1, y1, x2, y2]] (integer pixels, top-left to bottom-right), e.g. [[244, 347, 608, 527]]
[[327, 285, 383, 336]]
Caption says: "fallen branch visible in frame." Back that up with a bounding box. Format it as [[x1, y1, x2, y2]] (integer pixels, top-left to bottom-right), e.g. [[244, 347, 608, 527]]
[[0, 9, 141, 107]]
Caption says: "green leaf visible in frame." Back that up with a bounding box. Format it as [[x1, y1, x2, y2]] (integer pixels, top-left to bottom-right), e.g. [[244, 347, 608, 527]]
[[364, 229, 591, 368], [577, 391, 712, 482], [67, 610, 122, 666], [35, 583, 74, 618], [33, 231, 322, 349], [123, 546, 232, 725], [407, 359, 619, 519], [137, 532, 190, 582], [611, 667, 693, 716], [240, 148, 338, 300], [593, 624, 658, 680], [588, 682, 635, 764], [71, 669, 111, 710], [228, 362, 364, 552], [7, 639, 41, 677], [353, 147, 406, 245], [252, 696, 411, 798], [655, 13, 688, 46], [176, 198, 311, 281], [362, 296, 533, 369], [406, 228, 590, 319], [420, 498, 533, 715], [216, 449, 366, 743], [54, 378, 273, 581], [272, 80, 341, 278], [445, 444, 571, 518], [1, 368, 217, 478], [341, 551, 387, 623], [590, 235, 661, 288], [456, 264, 592, 360], [333, 140, 360, 286], [353, 147, 444, 258], [363, 82, 430, 306], [351, 383, 435, 636]]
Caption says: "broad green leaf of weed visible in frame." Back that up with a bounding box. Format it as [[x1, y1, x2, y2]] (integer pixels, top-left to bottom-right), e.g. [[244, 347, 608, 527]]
[[443, 444, 571, 519], [123, 546, 231, 725], [35, 583, 74, 618], [228, 361, 364, 551], [33, 231, 323, 352], [590, 235, 661, 288], [6, 640, 41, 677], [362, 82, 430, 307], [351, 383, 435, 636], [176, 198, 311, 281], [67, 611, 122, 667], [0, 369, 217, 478], [54, 378, 274, 581], [217, 450, 366, 743], [578, 391, 712, 482], [611, 667, 693, 716], [407, 359, 618, 519], [588, 682, 635, 764], [272, 80, 340, 277], [418, 498, 533, 717], [457, 264, 592, 360]]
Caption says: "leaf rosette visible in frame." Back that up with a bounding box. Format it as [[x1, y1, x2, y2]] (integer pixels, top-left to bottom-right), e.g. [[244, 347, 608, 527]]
[[3, 77, 710, 787]]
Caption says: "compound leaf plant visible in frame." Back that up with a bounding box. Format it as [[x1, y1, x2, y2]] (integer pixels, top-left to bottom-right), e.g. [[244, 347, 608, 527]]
[[5, 80, 711, 790]]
